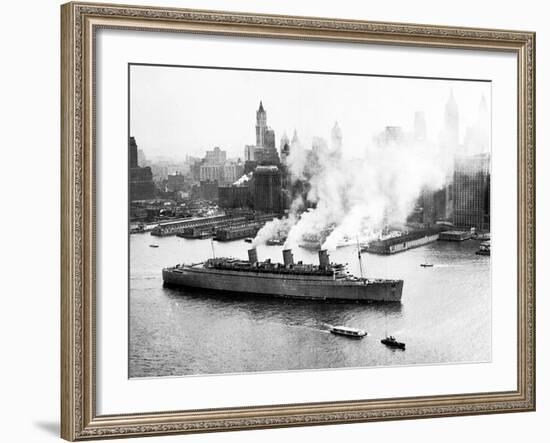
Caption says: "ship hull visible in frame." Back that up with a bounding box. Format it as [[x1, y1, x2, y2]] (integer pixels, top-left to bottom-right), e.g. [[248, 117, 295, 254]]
[[162, 266, 403, 302]]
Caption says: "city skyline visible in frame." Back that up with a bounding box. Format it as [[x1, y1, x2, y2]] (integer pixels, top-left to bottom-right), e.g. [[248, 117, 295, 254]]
[[130, 64, 491, 161], [130, 90, 491, 247]]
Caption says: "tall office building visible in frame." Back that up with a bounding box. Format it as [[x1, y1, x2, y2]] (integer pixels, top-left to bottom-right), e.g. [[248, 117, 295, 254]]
[[443, 90, 460, 219], [218, 185, 251, 209], [200, 147, 235, 184], [221, 160, 245, 185], [256, 101, 267, 148], [129, 136, 155, 201], [253, 101, 279, 165], [444, 89, 459, 149], [464, 95, 491, 155], [129, 136, 139, 168], [253, 165, 283, 213], [280, 132, 290, 163], [375, 126, 405, 146], [264, 128, 276, 150], [244, 145, 258, 162], [204, 146, 226, 165], [452, 153, 491, 230], [166, 172, 185, 192], [414, 111, 427, 141]]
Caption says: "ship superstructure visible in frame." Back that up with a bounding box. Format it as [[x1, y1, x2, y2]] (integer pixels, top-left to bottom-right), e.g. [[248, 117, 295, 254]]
[[162, 248, 403, 302]]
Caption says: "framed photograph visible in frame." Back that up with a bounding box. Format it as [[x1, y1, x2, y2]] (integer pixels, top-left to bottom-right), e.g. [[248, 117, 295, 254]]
[[61, 2, 536, 440]]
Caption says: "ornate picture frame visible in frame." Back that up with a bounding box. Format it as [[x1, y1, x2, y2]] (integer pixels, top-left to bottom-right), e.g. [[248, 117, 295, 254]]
[[61, 2, 535, 440]]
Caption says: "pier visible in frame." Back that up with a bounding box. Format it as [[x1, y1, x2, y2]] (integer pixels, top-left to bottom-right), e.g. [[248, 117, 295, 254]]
[[363, 227, 446, 255], [151, 212, 278, 237]]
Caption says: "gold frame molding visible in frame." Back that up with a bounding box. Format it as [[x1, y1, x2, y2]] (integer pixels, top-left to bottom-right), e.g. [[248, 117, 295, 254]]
[[61, 2, 536, 440]]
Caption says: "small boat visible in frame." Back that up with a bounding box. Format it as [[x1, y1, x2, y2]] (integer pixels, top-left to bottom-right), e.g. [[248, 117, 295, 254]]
[[130, 224, 145, 234], [149, 244, 159, 248], [244, 238, 253, 243], [381, 336, 406, 350], [329, 325, 367, 339], [473, 232, 491, 241], [266, 237, 286, 246], [476, 241, 491, 256], [420, 263, 433, 268]]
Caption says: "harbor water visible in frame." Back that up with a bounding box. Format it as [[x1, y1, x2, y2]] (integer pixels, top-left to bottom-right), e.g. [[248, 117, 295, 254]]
[[129, 234, 491, 377]]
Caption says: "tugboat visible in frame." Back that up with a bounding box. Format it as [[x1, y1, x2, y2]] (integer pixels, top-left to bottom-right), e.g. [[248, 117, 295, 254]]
[[381, 336, 406, 350], [266, 236, 286, 246], [329, 325, 368, 339]]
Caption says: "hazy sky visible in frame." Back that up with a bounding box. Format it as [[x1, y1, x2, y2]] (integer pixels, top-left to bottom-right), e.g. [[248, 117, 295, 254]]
[[129, 64, 490, 160]]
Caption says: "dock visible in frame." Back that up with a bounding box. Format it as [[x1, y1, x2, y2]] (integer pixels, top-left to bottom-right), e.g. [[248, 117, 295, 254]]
[[362, 227, 445, 255], [438, 230, 472, 242], [151, 212, 277, 237]]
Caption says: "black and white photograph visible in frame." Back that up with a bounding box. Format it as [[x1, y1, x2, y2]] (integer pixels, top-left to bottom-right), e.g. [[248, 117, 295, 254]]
[[128, 64, 491, 378]]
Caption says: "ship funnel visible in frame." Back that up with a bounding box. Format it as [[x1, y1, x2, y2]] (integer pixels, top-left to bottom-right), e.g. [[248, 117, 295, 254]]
[[282, 249, 294, 266], [318, 249, 330, 269], [248, 248, 258, 264]]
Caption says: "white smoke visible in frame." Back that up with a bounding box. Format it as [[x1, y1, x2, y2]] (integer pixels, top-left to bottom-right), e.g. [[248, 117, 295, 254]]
[[252, 197, 303, 247], [283, 133, 453, 251], [233, 172, 253, 186], [252, 216, 291, 247], [285, 134, 307, 180]]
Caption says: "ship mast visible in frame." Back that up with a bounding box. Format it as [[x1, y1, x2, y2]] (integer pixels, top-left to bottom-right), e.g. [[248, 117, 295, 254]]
[[356, 236, 364, 279], [210, 237, 216, 259]]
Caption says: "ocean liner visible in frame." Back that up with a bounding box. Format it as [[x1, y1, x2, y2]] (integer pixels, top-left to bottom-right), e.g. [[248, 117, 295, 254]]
[[162, 248, 403, 302]]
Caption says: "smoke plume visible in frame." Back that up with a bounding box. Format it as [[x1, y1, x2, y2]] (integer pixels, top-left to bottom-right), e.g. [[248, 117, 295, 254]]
[[252, 197, 303, 247], [290, 135, 453, 251], [253, 94, 489, 252]]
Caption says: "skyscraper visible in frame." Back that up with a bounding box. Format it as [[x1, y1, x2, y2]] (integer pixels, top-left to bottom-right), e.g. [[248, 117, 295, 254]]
[[444, 89, 459, 149], [129, 136, 139, 168], [244, 144, 257, 162], [280, 132, 290, 163], [129, 136, 155, 201], [376, 126, 404, 146], [253, 101, 279, 165], [200, 147, 227, 182], [443, 90, 460, 220], [253, 165, 283, 213], [255, 101, 267, 148], [452, 153, 490, 230], [204, 146, 226, 165], [414, 111, 427, 141], [264, 128, 276, 150], [464, 95, 490, 155]]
